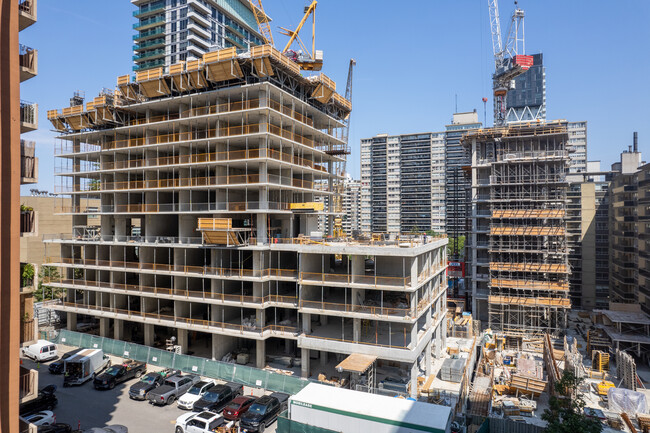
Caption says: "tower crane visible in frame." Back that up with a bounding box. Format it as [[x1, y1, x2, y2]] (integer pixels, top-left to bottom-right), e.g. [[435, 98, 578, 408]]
[[278, 1, 323, 71], [488, 0, 533, 126], [248, 0, 274, 46], [332, 59, 356, 239]]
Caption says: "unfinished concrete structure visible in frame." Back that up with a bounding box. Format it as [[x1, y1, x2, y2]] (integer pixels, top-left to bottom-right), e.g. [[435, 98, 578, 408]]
[[44, 45, 448, 395], [465, 121, 570, 336]]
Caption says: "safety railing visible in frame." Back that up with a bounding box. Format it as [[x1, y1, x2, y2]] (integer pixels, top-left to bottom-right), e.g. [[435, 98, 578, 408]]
[[299, 299, 412, 318], [48, 257, 298, 281], [299, 271, 411, 288], [53, 201, 293, 214], [80, 148, 328, 174], [53, 301, 300, 336], [50, 279, 298, 306], [56, 173, 316, 193]]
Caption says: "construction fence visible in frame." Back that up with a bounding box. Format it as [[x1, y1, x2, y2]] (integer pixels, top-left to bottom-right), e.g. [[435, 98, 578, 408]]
[[51, 330, 311, 395], [277, 411, 338, 433]]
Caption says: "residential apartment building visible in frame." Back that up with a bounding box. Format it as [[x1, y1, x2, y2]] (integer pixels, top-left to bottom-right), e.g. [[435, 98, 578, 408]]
[[567, 121, 588, 174], [465, 121, 570, 335], [609, 139, 646, 311], [445, 112, 481, 259], [360, 132, 446, 235], [506, 53, 546, 123], [566, 162, 611, 310], [132, 0, 264, 72], [45, 45, 448, 396]]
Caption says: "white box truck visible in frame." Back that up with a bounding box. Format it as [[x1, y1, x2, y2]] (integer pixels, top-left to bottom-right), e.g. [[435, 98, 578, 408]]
[[289, 383, 452, 433], [63, 348, 111, 386]]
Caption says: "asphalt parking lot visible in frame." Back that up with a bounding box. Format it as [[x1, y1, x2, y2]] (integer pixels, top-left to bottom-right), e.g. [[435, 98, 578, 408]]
[[22, 345, 278, 433]]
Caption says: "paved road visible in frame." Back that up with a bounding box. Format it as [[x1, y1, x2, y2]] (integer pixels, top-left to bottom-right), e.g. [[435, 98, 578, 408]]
[[22, 350, 278, 433]]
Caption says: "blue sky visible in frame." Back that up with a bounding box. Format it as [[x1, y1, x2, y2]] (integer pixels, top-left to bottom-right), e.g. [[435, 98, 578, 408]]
[[20, 0, 650, 194]]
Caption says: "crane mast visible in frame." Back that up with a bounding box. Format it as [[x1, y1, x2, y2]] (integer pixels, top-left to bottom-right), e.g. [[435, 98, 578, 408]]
[[331, 59, 356, 239], [488, 0, 532, 126]]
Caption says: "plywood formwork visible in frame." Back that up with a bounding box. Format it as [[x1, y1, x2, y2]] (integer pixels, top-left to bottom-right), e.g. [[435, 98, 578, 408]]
[[203, 47, 244, 82], [490, 278, 569, 292], [250, 44, 300, 78], [135, 67, 171, 98], [489, 262, 568, 274], [491, 209, 566, 219]]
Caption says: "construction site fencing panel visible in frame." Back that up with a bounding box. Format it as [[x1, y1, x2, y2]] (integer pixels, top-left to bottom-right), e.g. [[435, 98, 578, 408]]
[[52, 330, 310, 394], [276, 412, 339, 433]]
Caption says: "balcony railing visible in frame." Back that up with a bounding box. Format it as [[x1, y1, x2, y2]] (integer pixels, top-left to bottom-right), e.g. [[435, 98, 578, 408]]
[[20, 140, 37, 182], [48, 257, 298, 281], [20, 100, 37, 125], [50, 278, 298, 306], [19, 366, 37, 402], [54, 201, 293, 214]]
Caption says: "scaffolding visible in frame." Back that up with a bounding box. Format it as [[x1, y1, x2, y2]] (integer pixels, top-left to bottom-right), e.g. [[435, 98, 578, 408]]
[[466, 122, 570, 337]]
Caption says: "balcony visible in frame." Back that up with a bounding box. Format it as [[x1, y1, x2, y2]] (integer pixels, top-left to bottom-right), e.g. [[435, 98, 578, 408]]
[[19, 44, 37, 82], [133, 1, 164, 18], [19, 366, 38, 403], [133, 48, 165, 62], [133, 37, 165, 52], [18, 0, 37, 31], [20, 140, 37, 184], [20, 101, 37, 133], [133, 27, 165, 41], [20, 208, 35, 234], [133, 14, 165, 30]]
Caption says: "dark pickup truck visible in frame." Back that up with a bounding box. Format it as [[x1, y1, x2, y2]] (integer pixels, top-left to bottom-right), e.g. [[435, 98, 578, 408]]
[[240, 394, 283, 433], [129, 368, 180, 400], [48, 348, 83, 375], [93, 360, 147, 390], [147, 374, 201, 406], [192, 381, 243, 413]]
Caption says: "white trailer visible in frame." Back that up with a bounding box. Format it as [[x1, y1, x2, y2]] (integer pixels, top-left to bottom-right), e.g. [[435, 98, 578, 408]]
[[289, 383, 452, 433], [63, 349, 111, 386]]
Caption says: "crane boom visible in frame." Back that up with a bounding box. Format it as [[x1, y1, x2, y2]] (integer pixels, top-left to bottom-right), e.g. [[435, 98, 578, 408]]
[[488, 0, 503, 64], [278, 1, 322, 71], [280, 1, 317, 54], [248, 0, 274, 46]]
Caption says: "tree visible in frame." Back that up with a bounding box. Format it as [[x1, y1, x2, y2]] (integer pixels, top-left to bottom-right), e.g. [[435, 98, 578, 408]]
[[542, 371, 603, 433], [447, 236, 465, 258], [21, 263, 35, 288], [35, 266, 63, 302]]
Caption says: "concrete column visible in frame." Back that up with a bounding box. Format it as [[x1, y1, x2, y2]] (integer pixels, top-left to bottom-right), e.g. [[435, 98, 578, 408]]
[[353, 318, 360, 342], [301, 348, 310, 378], [256, 340, 265, 368], [255, 309, 265, 328], [410, 324, 418, 349], [212, 334, 232, 361], [178, 329, 188, 354], [440, 317, 447, 353], [114, 319, 123, 341], [351, 255, 363, 283], [409, 362, 419, 398], [67, 312, 77, 331], [426, 340, 433, 376], [302, 313, 311, 333], [411, 256, 419, 289], [144, 323, 154, 347], [99, 318, 110, 337], [256, 213, 268, 245], [320, 350, 327, 366], [319, 314, 328, 326], [284, 339, 292, 354]]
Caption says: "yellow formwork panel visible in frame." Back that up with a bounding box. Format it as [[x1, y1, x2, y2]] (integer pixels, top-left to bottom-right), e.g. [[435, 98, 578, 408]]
[[490, 278, 569, 292], [488, 295, 571, 307], [135, 67, 163, 82], [492, 209, 566, 219], [202, 231, 240, 246], [186, 60, 208, 89], [197, 218, 232, 230], [289, 202, 325, 211], [205, 59, 244, 83], [490, 226, 566, 236], [489, 262, 568, 273]]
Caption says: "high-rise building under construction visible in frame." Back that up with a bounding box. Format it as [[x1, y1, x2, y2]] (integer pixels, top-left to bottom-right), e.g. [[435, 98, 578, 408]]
[[465, 121, 570, 336], [45, 43, 448, 396]]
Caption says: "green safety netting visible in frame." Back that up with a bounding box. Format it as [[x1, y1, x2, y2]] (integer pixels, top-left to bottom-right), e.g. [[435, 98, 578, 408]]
[[276, 412, 338, 433], [54, 330, 311, 394]]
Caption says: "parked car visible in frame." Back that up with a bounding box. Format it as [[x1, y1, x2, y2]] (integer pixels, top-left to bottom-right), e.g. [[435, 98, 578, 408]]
[[23, 410, 55, 426], [48, 348, 83, 374], [269, 392, 290, 412], [20, 385, 58, 417], [147, 374, 200, 406], [174, 411, 224, 433], [23, 340, 58, 362], [177, 380, 215, 410], [128, 369, 179, 400], [192, 383, 240, 413], [37, 423, 71, 433], [223, 395, 256, 421], [240, 395, 282, 433], [93, 360, 146, 390]]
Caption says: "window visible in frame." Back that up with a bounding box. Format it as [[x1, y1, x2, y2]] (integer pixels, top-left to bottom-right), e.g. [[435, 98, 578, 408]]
[[180, 19, 187, 30]]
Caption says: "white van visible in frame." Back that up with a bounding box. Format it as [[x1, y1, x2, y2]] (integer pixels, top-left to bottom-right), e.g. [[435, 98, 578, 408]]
[[23, 340, 58, 362]]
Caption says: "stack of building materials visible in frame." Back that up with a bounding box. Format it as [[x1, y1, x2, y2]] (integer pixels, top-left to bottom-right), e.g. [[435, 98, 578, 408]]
[[440, 358, 465, 383]]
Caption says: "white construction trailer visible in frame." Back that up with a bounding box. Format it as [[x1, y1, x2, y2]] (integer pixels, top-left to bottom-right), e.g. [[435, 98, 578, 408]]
[[289, 383, 452, 433]]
